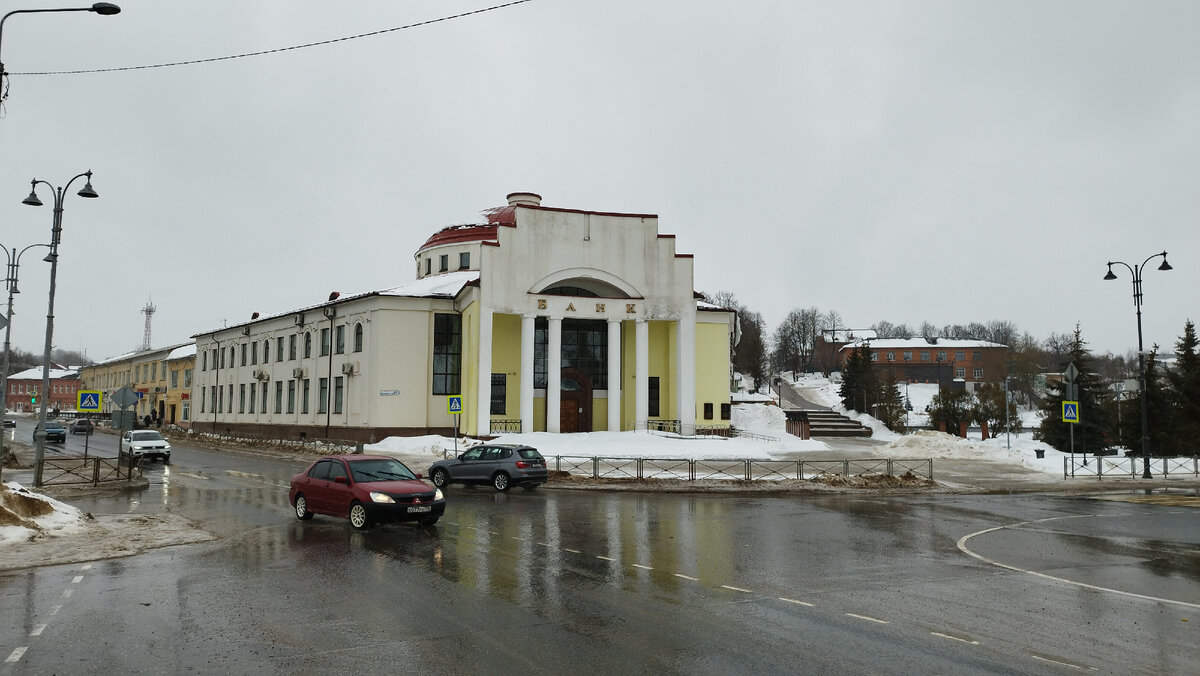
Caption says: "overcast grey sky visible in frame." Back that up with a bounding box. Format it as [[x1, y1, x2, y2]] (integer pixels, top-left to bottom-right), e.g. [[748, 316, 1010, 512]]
[[0, 0, 1195, 363]]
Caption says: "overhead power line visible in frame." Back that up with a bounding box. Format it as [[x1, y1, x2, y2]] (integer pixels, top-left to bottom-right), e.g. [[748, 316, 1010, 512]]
[[9, 0, 534, 76]]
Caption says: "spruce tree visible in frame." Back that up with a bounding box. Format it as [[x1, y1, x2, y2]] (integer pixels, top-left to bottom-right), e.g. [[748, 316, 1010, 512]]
[[1167, 320, 1200, 455], [1036, 326, 1114, 454]]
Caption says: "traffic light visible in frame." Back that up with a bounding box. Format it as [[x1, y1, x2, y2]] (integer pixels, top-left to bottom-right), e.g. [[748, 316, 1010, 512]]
[[30, 394, 36, 404]]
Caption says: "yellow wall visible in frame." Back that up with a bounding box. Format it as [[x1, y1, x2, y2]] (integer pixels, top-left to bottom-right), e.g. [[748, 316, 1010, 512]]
[[491, 314, 522, 422], [649, 321, 673, 420], [695, 321, 732, 427], [460, 301, 479, 434]]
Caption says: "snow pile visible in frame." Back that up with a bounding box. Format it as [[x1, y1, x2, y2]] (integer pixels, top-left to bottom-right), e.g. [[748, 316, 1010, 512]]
[[0, 482, 89, 544], [364, 434, 481, 460], [731, 402, 785, 432], [877, 430, 1061, 475]]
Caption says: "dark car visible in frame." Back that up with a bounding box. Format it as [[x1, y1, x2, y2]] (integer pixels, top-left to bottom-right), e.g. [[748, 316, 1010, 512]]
[[70, 419, 94, 435], [119, 430, 172, 464], [3, 418, 14, 428], [33, 421, 67, 443], [428, 443, 548, 492], [289, 455, 445, 530]]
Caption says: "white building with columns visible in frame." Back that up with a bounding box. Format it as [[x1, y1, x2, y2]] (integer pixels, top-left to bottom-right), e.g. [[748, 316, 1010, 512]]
[[191, 192, 736, 441]]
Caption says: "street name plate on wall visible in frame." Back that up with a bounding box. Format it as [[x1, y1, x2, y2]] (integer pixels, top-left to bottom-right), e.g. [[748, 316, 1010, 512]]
[[379, 390, 400, 396]]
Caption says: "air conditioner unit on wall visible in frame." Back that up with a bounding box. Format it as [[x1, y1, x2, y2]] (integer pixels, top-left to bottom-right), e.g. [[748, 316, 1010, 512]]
[[294, 313, 305, 326], [241, 326, 250, 336], [292, 367, 305, 378], [341, 362, 356, 375], [255, 369, 270, 381]]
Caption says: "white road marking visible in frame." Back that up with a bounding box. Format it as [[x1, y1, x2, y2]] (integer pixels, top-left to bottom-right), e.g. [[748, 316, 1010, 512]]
[[957, 515, 1200, 610], [510, 536, 527, 541], [49, 605, 62, 616], [1030, 654, 1097, 671], [564, 548, 581, 554], [779, 597, 814, 606], [224, 470, 262, 478], [536, 542, 551, 547], [721, 585, 753, 593], [595, 555, 614, 561], [674, 573, 699, 581], [5, 648, 26, 663], [846, 613, 889, 624], [931, 631, 978, 645], [61, 589, 73, 599], [71, 576, 83, 584], [632, 564, 653, 570], [29, 625, 46, 637], [80, 564, 92, 570]]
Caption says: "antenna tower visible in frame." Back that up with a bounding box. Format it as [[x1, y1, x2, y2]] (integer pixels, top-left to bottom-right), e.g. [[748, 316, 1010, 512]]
[[141, 300, 157, 351]]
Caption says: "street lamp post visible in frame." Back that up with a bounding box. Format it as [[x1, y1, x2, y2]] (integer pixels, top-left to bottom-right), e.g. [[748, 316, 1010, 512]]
[[0, 3, 120, 105], [0, 243, 49, 429], [22, 171, 101, 486], [1104, 251, 1172, 479]]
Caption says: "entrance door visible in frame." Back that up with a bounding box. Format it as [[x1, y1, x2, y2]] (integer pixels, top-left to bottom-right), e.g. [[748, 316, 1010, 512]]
[[559, 368, 592, 433]]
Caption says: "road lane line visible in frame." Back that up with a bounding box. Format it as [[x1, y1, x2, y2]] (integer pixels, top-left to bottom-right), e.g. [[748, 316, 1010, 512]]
[[846, 613, 888, 624], [721, 585, 753, 593], [958, 515, 1200, 610], [779, 597, 814, 606], [564, 548, 581, 554], [536, 542, 551, 547], [80, 564, 92, 570], [674, 573, 698, 581], [632, 564, 653, 570], [1030, 654, 1097, 671], [61, 589, 73, 599], [931, 631, 978, 645], [29, 625, 46, 637], [71, 576, 83, 584], [595, 555, 614, 561], [49, 605, 62, 616], [5, 648, 26, 663]]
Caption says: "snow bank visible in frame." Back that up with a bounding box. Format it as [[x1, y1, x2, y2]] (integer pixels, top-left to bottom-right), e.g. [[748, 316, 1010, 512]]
[[1, 482, 89, 544]]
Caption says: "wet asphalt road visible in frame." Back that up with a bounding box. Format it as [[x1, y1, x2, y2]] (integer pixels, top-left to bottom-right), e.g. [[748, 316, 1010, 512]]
[[2, 438, 1199, 674]]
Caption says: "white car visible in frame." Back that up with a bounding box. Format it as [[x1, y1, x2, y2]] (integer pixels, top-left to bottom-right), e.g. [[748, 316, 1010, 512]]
[[119, 430, 172, 464]]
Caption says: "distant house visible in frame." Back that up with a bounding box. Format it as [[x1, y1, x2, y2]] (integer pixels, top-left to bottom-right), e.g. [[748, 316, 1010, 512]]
[[5, 365, 81, 413], [838, 337, 1008, 389]]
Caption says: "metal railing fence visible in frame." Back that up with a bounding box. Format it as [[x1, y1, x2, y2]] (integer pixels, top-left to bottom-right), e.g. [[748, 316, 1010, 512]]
[[634, 420, 775, 443], [40, 455, 133, 486], [550, 456, 934, 482], [1066, 456, 1200, 479]]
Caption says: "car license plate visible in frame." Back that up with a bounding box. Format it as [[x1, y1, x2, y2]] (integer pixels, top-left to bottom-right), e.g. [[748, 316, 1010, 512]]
[[407, 505, 432, 513]]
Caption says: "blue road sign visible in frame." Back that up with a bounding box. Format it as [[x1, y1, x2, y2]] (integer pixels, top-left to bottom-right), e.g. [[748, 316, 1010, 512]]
[[447, 395, 463, 415], [1062, 401, 1080, 424], [77, 390, 103, 412]]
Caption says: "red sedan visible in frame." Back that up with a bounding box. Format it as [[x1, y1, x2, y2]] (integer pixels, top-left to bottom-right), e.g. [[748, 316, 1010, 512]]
[[289, 455, 445, 529]]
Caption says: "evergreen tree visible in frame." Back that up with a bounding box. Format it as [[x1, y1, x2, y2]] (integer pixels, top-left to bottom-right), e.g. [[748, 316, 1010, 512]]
[[875, 371, 906, 431], [838, 344, 877, 412], [974, 382, 1022, 435], [926, 389, 974, 436], [1167, 320, 1200, 455], [1035, 326, 1114, 454]]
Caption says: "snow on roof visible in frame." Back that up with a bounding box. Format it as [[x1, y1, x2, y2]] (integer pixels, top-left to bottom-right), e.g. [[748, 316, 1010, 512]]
[[8, 367, 78, 381], [166, 344, 197, 361], [378, 270, 480, 298]]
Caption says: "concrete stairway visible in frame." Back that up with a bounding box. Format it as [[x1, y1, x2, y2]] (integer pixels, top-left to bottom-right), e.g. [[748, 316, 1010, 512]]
[[804, 410, 873, 438]]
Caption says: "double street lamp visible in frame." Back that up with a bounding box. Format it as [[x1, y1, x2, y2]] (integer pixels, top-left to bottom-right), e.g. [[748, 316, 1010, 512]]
[[22, 171, 101, 486], [1103, 251, 1173, 479], [0, 242, 49, 430]]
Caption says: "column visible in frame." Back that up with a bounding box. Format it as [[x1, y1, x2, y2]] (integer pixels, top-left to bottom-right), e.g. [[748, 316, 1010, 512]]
[[607, 319, 622, 432], [547, 317, 562, 433], [476, 308, 492, 436], [676, 315, 696, 430], [635, 319, 648, 426], [520, 315, 535, 434]]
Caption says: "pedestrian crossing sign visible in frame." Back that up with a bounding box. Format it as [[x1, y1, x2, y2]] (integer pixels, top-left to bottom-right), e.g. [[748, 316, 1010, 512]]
[[1062, 401, 1080, 424], [447, 395, 463, 415], [78, 390, 103, 412]]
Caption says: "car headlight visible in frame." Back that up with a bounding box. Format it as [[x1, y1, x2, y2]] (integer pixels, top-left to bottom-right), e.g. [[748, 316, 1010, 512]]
[[369, 492, 395, 503], [434, 488, 444, 501]]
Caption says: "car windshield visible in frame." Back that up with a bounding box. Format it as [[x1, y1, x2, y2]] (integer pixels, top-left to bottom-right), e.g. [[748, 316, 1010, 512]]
[[517, 448, 542, 459], [45, 422, 64, 429], [348, 458, 417, 483], [131, 431, 164, 441]]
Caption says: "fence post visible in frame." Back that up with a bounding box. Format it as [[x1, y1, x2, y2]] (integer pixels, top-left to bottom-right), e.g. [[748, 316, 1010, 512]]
[[887, 459, 893, 477], [843, 459, 850, 477], [744, 460, 751, 482], [1097, 458, 1104, 480], [637, 458, 643, 480], [92, 457, 100, 486], [592, 457, 599, 479], [927, 459, 933, 481], [797, 460, 803, 480], [689, 460, 696, 481]]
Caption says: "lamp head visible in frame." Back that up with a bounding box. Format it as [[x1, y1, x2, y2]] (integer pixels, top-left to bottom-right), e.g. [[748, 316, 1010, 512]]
[[1103, 264, 1117, 281], [91, 3, 121, 15], [21, 181, 43, 207], [1158, 254, 1172, 272], [77, 172, 99, 198]]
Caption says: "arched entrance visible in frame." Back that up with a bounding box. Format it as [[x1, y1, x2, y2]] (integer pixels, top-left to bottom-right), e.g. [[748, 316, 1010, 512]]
[[559, 367, 593, 433]]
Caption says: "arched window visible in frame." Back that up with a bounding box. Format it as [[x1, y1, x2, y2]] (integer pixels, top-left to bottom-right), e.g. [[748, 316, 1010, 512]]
[[304, 332, 312, 358], [263, 340, 269, 362], [353, 324, 364, 352]]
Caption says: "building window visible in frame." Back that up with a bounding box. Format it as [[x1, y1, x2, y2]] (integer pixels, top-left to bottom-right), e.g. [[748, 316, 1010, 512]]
[[424, 258, 431, 276], [955, 367, 965, 378], [251, 343, 258, 365], [353, 324, 363, 352], [202, 351, 207, 371], [277, 337, 285, 361], [334, 376, 344, 414], [439, 254, 448, 272], [274, 381, 283, 414], [320, 328, 330, 357], [249, 382, 256, 413], [459, 252, 470, 269], [433, 314, 461, 395], [238, 384, 246, 413], [532, 317, 608, 389], [936, 350, 946, 362], [886, 352, 894, 361], [870, 352, 878, 361], [920, 351, 930, 362], [240, 344, 247, 367], [648, 377, 661, 417], [287, 380, 296, 414], [721, 403, 731, 420], [184, 369, 192, 387], [263, 340, 270, 363], [335, 325, 345, 354], [200, 386, 206, 413], [703, 403, 714, 420], [182, 402, 190, 422], [903, 351, 912, 362], [228, 384, 234, 413], [973, 368, 983, 380], [218, 385, 224, 413], [318, 378, 328, 414], [289, 334, 297, 360], [304, 332, 312, 359], [491, 374, 506, 415], [301, 379, 310, 414], [955, 350, 965, 361], [973, 351, 982, 361], [260, 382, 268, 414], [152, 362, 158, 381], [212, 387, 219, 414]]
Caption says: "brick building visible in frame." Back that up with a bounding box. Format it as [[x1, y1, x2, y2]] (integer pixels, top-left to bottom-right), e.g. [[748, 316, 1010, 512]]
[[839, 338, 1008, 389], [4, 366, 82, 413]]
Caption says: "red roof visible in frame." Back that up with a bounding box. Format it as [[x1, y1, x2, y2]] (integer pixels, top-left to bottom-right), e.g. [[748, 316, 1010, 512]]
[[419, 223, 499, 250]]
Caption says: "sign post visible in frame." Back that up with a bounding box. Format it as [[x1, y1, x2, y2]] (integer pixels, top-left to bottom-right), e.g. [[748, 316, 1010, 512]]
[[77, 390, 102, 460], [1063, 362, 1081, 469], [447, 395, 463, 455]]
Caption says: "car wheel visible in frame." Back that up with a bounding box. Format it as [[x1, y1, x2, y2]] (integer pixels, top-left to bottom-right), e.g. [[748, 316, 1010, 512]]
[[431, 468, 449, 488], [349, 502, 371, 530], [492, 471, 510, 492], [163, 457, 171, 466], [294, 495, 314, 521], [419, 516, 440, 527]]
